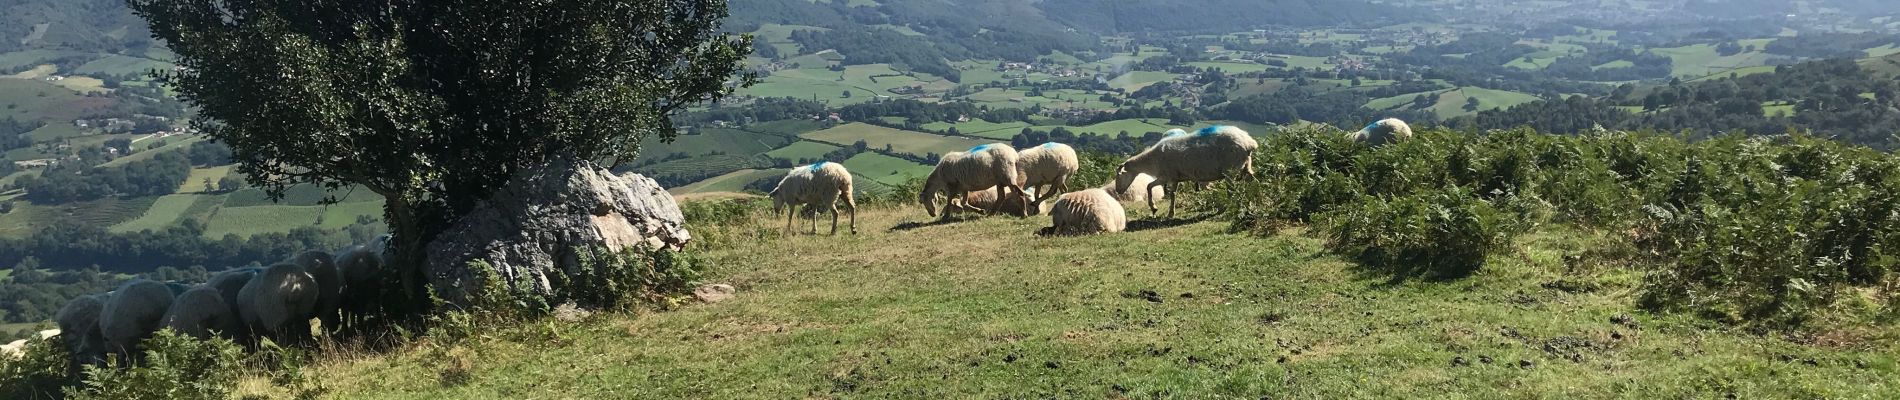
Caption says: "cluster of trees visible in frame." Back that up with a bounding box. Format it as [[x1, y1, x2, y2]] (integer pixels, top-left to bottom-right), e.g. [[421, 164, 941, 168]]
[[0, 117, 37, 153], [1037, 0, 1411, 34], [1764, 32, 1897, 59], [0, 221, 380, 276], [13, 151, 193, 203], [681, 98, 828, 127], [1458, 59, 1900, 149], [1008, 127, 1171, 156]]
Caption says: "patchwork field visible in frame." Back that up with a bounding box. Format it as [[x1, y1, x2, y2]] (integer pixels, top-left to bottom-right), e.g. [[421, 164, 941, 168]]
[[1365, 87, 1541, 119], [800, 123, 988, 157], [839, 152, 931, 187], [763, 141, 842, 162], [669, 169, 784, 196]]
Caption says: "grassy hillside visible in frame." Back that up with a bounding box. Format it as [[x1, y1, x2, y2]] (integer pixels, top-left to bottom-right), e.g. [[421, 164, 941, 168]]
[[800, 123, 988, 157], [256, 206, 1899, 398]]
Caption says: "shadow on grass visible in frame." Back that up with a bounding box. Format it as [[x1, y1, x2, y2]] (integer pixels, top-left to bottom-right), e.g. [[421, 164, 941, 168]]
[[1345, 248, 1484, 286], [1125, 213, 1217, 232], [888, 215, 982, 231]]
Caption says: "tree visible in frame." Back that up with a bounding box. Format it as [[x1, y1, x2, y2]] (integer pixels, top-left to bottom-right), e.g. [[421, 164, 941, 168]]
[[1464, 97, 1481, 112], [842, 90, 853, 98], [129, 0, 755, 316]]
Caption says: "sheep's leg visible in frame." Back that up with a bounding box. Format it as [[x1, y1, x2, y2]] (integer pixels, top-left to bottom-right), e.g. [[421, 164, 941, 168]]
[[1012, 185, 1029, 217], [785, 204, 796, 234], [1145, 180, 1164, 216], [829, 204, 840, 235]]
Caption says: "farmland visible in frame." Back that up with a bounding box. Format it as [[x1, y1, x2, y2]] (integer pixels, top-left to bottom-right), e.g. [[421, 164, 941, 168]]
[[801, 123, 988, 157]]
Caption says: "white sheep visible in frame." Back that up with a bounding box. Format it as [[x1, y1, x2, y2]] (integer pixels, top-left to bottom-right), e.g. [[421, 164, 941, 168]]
[[957, 186, 1040, 216], [769, 161, 857, 235], [1099, 172, 1165, 202], [238, 263, 319, 345], [100, 279, 176, 360], [1037, 188, 1128, 236], [1349, 118, 1413, 146], [1016, 142, 1079, 203], [921, 144, 1028, 220], [160, 286, 235, 340], [56, 294, 107, 370], [1113, 125, 1258, 219], [294, 251, 344, 334]]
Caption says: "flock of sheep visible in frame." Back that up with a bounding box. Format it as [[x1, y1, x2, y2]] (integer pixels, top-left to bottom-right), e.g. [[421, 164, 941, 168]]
[[13, 119, 1414, 371], [47, 235, 395, 370], [768, 119, 1414, 235]]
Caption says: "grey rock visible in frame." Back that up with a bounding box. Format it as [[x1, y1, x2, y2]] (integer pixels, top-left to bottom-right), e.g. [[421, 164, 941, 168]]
[[426, 155, 692, 306]]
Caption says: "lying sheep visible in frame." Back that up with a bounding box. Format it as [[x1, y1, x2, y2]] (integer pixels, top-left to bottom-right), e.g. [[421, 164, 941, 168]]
[[238, 263, 319, 345], [1349, 118, 1413, 146], [921, 144, 1028, 220], [957, 186, 1039, 216], [295, 251, 345, 334], [161, 286, 235, 340], [1099, 172, 1165, 202], [100, 279, 176, 360], [56, 294, 108, 370], [769, 161, 857, 235], [1037, 189, 1127, 236], [1016, 142, 1079, 203], [1113, 125, 1258, 219]]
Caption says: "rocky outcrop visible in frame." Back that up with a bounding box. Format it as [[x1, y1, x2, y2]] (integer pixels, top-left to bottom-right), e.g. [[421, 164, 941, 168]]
[[425, 156, 692, 306]]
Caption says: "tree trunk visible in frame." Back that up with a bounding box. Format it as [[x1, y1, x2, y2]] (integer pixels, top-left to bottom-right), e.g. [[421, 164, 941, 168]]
[[383, 198, 441, 325]]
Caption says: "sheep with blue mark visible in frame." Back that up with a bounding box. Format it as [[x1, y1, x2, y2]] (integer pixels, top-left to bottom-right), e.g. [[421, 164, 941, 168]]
[[770, 161, 857, 234], [921, 143, 1029, 220], [1100, 172, 1165, 202], [99, 279, 177, 361], [1015, 142, 1080, 204], [1037, 188, 1127, 236], [1350, 118, 1413, 146], [1113, 125, 1258, 219]]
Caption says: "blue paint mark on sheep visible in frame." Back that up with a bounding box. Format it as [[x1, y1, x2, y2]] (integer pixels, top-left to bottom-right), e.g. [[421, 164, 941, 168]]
[[1364, 121, 1381, 132], [970, 144, 993, 153], [1197, 125, 1228, 136], [1041, 143, 1055, 149], [808, 161, 828, 171]]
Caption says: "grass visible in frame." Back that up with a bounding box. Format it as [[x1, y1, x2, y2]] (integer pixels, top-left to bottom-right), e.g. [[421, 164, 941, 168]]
[[763, 141, 841, 162], [669, 169, 783, 196], [176, 165, 236, 193], [839, 152, 930, 187], [1365, 87, 1542, 119], [201, 204, 326, 238], [1648, 43, 1778, 78], [1259, 54, 1332, 70], [264, 206, 1900, 398], [1105, 71, 1179, 92], [0, 78, 90, 124], [108, 193, 213, 233], [800, 123, 988, 158], [1186, 61, 1271, 74], [633, 128, 797, 164], [98, 135, 206, 168], [1036, 118, 1174, 137], [919, 119, 1033, 139], [0, 196, 158, 238], [70, 54, 176, 76]]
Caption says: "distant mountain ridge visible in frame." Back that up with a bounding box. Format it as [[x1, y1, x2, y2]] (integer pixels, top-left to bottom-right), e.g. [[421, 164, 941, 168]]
[[0, 0, 154, 53]]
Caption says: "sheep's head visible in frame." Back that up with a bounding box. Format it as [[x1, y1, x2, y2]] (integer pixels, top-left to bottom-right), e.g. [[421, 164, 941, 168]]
[[1112, 164, 1137, 193]]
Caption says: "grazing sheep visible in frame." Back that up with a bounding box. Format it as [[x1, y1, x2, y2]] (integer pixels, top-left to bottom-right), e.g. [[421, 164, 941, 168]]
[[295, 251, 345, 334], [1016, 142, 1079, 203], [921, 144, 1028, 220], [56, 294, 108, 370], [1037, 189, 1128, 236], [769, 161, 858, 235], [1113, 125, 1259, 218], [100, 279, 176, 360], [1349, 118, 1413, 146], [957, 186, 1039, 216], [206, 267, 260, 342], [238, 263, 319, 345], [335, 243, 390, 332], [160, 287, 235, 340], [1099, 172, 1165, 202]]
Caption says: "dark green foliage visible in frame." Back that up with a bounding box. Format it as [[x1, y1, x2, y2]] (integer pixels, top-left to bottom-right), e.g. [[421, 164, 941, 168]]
[[1638, 136, 1900, 328], [0, 335, 76, 400], [1318, 186, 1516, 280], [62, 331, 244, 400], [1220, 125, 1900, 329], [15, 152, 191, 204]]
